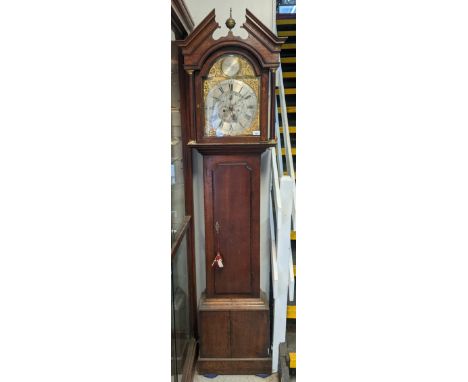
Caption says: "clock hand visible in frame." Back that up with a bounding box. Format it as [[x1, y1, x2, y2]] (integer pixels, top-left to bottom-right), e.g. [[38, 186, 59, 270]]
[[231, 98, 239, 107]]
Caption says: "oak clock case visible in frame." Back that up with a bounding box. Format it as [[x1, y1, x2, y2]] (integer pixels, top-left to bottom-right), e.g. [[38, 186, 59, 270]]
[[177, 9, 286, 375]]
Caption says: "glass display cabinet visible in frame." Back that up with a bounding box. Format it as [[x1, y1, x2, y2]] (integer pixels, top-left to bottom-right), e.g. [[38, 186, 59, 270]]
[[171, 1, 196, 381], [171, 219, 192, 382]]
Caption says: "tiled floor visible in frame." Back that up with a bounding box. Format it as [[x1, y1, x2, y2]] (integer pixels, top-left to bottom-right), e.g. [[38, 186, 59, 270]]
[[193, 371, 280, 382]]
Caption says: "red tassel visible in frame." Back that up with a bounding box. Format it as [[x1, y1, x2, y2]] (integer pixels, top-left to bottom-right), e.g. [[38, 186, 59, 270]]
[[211, 252, 224, 268]]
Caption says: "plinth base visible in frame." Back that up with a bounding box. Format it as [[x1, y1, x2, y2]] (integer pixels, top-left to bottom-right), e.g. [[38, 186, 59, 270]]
[[197, 292, 271, 375]]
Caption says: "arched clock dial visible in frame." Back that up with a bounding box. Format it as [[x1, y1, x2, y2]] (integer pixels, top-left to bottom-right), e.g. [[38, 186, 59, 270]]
[[205, 79, 258, 137]]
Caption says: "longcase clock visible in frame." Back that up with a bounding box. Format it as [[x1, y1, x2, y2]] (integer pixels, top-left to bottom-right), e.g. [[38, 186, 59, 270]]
[[178, 9, 285, 375]]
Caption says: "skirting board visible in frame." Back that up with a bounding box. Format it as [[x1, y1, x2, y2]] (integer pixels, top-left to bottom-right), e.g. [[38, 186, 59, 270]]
[[197, 357, 272, 375]]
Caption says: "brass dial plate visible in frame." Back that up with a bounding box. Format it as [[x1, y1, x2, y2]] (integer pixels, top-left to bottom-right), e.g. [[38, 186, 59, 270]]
[[203, 54, 260, 137]]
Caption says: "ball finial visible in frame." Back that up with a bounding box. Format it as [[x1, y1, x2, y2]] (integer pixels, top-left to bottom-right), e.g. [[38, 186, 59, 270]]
[[225, 8, 236, 30]]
